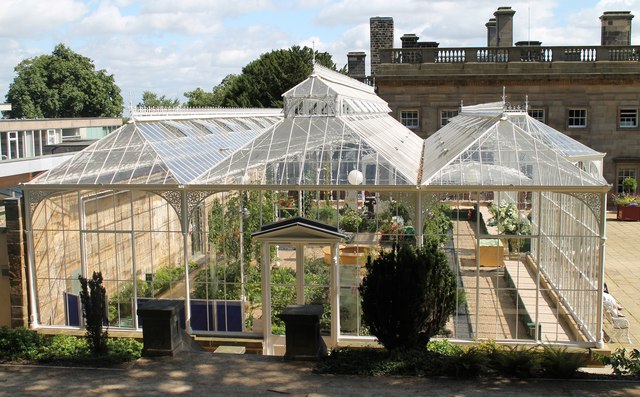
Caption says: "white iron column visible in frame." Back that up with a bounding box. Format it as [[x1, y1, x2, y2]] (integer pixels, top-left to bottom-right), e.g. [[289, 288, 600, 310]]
[[261, 243, 272, 355], [330, 242, 339, 347], [24, 190, 39, 327], [596, 192, 607, 348], [181, 190, 192, 333]]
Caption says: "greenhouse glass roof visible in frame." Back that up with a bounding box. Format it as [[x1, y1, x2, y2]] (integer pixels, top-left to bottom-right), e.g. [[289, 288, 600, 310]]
[[421, 103, 608, 187], [26, 66, 608, 191], [193, 64, 423, 187], [29, 109, 282, 185]]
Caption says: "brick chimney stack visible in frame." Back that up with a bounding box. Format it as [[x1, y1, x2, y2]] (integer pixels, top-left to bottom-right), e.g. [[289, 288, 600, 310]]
[[601, 11, 634, 45], [494, 7, 516, 47], [370, 17, 394, 77]]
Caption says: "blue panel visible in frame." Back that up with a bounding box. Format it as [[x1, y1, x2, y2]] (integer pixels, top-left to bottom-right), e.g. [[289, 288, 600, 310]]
[[215, 300, 243, 332], [64, 292, 80, 327], [190, 300, 214, 331]]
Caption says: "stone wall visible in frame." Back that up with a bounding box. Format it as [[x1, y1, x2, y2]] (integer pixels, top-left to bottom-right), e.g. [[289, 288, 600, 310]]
[[32, 190, 187, 326], [5, 198, 28, 327], [376, 61, 640, 185]]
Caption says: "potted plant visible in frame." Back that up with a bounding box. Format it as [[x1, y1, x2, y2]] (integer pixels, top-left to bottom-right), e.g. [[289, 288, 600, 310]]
[[616, 178, 640, 221]]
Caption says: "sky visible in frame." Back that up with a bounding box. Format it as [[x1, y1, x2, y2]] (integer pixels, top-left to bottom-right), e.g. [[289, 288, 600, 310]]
[[0, 0, 638, 109]]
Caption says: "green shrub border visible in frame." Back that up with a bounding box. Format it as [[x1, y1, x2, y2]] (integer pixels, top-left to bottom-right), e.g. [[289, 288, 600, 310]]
[[0, 327, 142, 366], [316, 340, 593, 379]]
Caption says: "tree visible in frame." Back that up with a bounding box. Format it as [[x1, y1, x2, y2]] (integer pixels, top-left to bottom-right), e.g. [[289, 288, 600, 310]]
[[359, 242, 457, 351], [184, 46, 337, 109], [183, 74, 239, 108], [78, 271, 109, 355], [5, 44, 123, 118], [137, 91, 180, 108]]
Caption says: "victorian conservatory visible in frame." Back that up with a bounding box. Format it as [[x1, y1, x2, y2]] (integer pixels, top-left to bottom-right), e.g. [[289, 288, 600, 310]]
[[22, 64, 610, 354]]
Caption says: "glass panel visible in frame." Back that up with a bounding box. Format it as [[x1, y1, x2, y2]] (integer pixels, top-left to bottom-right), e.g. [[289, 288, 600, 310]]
[[271, 244, 297, 335], [304, 245, 331, 335]]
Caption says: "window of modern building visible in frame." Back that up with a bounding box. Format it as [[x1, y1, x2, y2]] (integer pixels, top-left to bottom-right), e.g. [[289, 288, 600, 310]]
[[400, 110, 419, 129], [440, 110, 459, 127], [617, 167, 637, 193], [568, 109, 587, 128], [619, 108, 638, 128], [528, 108, 545, 123]]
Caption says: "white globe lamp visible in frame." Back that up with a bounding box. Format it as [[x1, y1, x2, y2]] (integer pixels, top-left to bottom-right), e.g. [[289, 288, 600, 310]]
[[348, 169, 364, 185]]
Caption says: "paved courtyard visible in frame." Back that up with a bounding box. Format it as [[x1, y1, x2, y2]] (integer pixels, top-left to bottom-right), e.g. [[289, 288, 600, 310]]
[[603, 212, 640, 348]]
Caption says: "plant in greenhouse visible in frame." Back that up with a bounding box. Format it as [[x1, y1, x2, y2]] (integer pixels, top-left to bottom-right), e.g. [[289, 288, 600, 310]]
[[488, 200, 531, 252], [359, 242, 457, 350], [339, 209, 364, 232], [208, 190, 275, 264], [78, 272, 108, 355], [423, 203, 453, 245]]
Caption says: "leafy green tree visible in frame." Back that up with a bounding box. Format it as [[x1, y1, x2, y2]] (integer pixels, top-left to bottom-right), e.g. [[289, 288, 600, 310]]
[[137, 91, 180, 108], [360, 242, 457, 351], [5, 44, 123, 118], [185, 46, 337, 109], [183, 74, 240, 108]]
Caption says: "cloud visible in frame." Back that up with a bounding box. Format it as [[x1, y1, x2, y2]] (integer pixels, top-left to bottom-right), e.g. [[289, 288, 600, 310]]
[[2, 0, 638, 108], [0, 0, 88, 38]]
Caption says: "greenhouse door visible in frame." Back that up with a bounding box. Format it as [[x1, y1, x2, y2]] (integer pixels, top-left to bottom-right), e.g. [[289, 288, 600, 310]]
[[263, 243, 332, 356], [252, 217, 344, 356]]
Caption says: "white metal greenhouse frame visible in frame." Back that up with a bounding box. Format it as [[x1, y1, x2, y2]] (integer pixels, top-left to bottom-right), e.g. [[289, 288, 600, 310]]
[[22, 64, 610, 353]]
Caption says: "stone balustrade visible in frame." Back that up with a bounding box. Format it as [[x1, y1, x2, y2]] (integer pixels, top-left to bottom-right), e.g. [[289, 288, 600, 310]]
[[380, 45, 640, 64]]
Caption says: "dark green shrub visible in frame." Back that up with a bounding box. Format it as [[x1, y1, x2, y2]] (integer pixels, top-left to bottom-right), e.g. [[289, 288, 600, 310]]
[[492, 345, 541, 378], [0, 327, 44, 361], [443, 346, 490, 378], [316, 347, 444, 377], [598, 347, 640, 376], [540, 346, 588, 379], [79, 271, 109, 355], [359, 241, 457, 350]]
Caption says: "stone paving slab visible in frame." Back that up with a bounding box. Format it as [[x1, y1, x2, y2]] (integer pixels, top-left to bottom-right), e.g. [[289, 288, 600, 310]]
[[2, 351, 640, 397]]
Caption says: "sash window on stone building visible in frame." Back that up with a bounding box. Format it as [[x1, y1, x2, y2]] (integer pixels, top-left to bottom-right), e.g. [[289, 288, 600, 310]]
[[568, 109, 587, 128], [619, 109, 638, 128], [400, 110, 419, 129]]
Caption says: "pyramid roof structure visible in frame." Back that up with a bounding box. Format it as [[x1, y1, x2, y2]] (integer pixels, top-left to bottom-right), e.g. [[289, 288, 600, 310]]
[[421, 103, 608, 188], [192, 64, 424, 187]]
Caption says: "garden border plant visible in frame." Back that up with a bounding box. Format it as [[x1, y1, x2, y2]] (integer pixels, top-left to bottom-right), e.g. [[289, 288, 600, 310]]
[[316, 339, 595, 380], [0, 326, 143, 366]]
